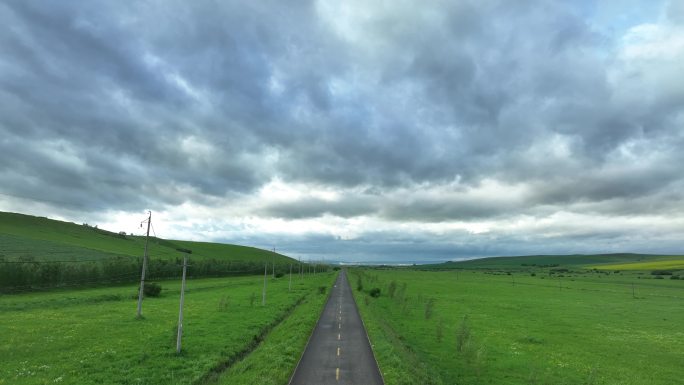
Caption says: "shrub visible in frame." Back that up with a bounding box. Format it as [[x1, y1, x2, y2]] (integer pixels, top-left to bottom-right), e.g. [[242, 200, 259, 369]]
[[424, 298, 435, 320], [369, 287, 381, 297], [356, 277, 363, 292], [436, 318, 444, 343], [142, 282, 162, 297], [651, 270, 673, 276], [654, 276, 664, 280], [670, 275, 680, 280], [218, 296, 229, 311], [318, 286, 326, 294], [530, 273, 536, 277], [333, 267, 341, 271], [388, 280, 397, 298]]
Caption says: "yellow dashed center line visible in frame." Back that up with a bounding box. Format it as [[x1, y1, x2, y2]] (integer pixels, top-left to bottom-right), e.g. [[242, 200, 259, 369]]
[[338, 333, 341, 340], [336, 367, 340, 381]]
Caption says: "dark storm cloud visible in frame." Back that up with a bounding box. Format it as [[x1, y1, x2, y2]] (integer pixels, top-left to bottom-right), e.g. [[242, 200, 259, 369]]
[[1, 0, 682, 259]]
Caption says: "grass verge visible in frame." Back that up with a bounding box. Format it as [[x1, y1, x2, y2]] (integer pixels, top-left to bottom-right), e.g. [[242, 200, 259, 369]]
[[0, 273, 335, 385], [213, 280, 333, 384]]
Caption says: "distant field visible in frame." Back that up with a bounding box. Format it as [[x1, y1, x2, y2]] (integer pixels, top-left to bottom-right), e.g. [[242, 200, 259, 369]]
[[590, 259, 684, 271], [352, 268, 684, 385], [425, 253, 684, 271], [0, 271, 335, 385]]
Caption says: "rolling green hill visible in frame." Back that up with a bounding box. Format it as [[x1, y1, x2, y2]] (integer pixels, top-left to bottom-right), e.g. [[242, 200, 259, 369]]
[[0, 211, 297, 291], [0, 211, 292, 263], [423, 253, 684, 270]]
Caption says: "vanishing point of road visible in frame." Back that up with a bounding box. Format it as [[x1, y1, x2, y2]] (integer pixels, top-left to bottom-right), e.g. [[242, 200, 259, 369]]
[[289, 270, 384, 385]]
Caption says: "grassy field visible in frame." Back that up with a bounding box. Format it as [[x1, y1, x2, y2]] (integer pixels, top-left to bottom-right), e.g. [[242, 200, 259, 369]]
[[589, 259, 684, 271], [352, 268, 684, 385], [0, 211, 292, 263], [214, 278, 331, 385], [0, 271, 335, 385], [425, 253, 684, 271]]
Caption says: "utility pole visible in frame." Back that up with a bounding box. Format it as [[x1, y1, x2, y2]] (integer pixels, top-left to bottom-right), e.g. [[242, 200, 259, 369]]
[[289, 264, 292, 292], [262, 263, 267, 306], [176, 249, 191, 354], [136, 211, 151, 318]]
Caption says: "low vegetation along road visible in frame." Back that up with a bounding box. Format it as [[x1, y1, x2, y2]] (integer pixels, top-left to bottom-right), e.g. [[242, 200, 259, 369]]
[[289, 270, 384, 385]]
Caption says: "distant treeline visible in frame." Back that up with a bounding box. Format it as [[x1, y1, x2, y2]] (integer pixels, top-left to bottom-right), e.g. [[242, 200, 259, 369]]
[[0, 257, 324, 293]]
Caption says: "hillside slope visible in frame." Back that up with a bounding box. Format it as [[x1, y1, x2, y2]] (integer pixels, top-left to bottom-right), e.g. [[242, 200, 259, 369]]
[[0, 211, 297, 291], [0, 211, 292, 263]]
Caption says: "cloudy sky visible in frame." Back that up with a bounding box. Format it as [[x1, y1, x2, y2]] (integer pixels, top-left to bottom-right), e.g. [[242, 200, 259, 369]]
[[1, 1, 683, 263]]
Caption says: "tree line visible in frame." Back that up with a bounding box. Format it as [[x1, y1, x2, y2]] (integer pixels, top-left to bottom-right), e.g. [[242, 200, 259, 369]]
[[0, 257, 320, 293]]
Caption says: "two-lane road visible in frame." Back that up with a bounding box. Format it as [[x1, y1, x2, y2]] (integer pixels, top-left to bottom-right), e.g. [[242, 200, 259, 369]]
[[289, 270, 384, 385]]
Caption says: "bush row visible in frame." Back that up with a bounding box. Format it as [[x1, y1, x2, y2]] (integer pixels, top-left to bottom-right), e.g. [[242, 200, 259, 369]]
[[0, 257, 310, 293]]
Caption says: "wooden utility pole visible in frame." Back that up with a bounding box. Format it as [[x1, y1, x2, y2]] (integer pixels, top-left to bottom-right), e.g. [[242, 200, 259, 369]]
[[136, 211, 151, 318], [176, 250, 190, 353], [262, 263, 267, 306]]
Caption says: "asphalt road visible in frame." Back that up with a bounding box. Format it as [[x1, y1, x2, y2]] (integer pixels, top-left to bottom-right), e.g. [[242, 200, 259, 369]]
[[289, 270, 384, 385]]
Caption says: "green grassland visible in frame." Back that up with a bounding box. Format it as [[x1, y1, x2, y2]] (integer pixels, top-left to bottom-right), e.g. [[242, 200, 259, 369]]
[[352, 268, 684, 385], [589, 259, 684, 271], [0, 211, 291, 263], [0, 271, 336, 385], [426, 253, 684, 271], [215, 279, 330, 385]]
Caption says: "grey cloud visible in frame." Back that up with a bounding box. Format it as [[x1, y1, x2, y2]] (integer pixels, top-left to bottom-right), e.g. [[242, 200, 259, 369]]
[[1, 0, 682, 260], [259, 197, 377, 219], [216, 225, 684, 263]]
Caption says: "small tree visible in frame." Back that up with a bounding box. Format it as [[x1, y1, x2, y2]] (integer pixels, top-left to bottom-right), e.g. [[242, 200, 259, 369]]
[[388, 280, 397, 298], [424, 298, 435, 319], [456, 315, 471, 353]]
